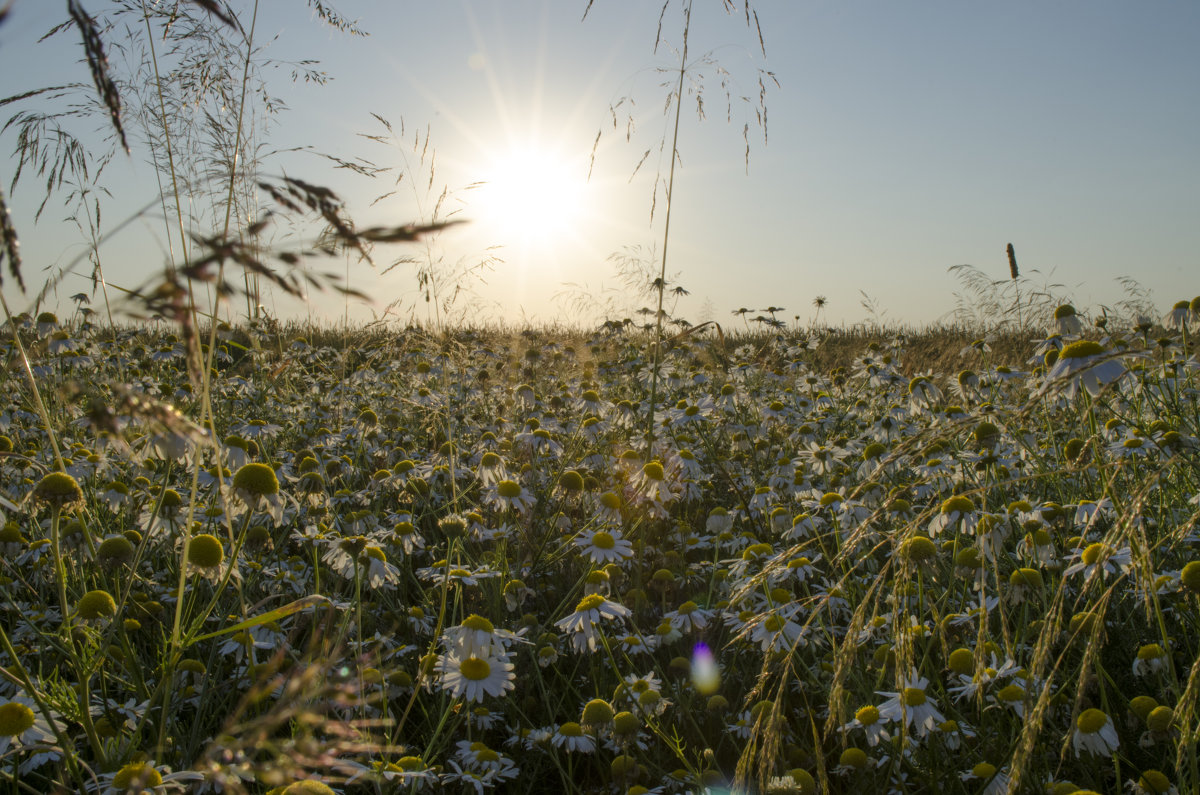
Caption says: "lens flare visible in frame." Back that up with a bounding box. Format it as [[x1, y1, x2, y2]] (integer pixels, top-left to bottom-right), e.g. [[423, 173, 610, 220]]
[[691, 642, 720, 695]]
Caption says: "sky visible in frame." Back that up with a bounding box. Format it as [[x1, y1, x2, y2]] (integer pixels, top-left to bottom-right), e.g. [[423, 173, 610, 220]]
[[1, 1, 1197, 329]]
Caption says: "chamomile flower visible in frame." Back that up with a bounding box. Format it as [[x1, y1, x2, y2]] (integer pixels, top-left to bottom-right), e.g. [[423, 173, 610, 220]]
[[876, 670, 945, 739], [1038, 340, 1131, 399], [436, 650, 515, 702], [842, 704, 890, 747], [554, 594, 631, 653], [0, 695, 56, 756], [1073, 708, 1120, 757], [484, 479, 535, 515], [551, 721, 596, 753], [1063, 541, 1133, 580], [1133, 643, 1168, 677], [575, 527, 634, 564]]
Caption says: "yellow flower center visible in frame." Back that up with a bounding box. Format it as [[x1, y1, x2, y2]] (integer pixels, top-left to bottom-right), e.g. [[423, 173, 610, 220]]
[[1080, 542, 1111, 566], [112, 762, 163, 789], [940, 495, 974, 515], [187, 534, 225, 569], [855, 705, 880, 725], [459, 657, 491, 681], [496, 480, 523, 499], [575, 594, 605, 612], [592, 531, 616, 550], [0, 702, 35, 736], [461, 614, 494, 633], [1060, 340, 1106, 360], [1075, 708, 1108, 734]]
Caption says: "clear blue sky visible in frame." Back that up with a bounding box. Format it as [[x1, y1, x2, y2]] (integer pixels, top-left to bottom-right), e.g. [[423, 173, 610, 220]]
[[2, 1, 1197, 328]]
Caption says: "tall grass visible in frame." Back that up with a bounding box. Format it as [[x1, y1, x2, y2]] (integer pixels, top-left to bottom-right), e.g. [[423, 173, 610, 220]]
[[2, 4, 1199, 795]]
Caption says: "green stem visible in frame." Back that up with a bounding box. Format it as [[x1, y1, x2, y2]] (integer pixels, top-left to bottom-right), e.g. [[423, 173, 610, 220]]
[[645, 0, 692, 454]]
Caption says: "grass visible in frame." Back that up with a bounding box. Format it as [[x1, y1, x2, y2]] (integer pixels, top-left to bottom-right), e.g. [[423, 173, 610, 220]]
[[1, 4, 1198, 794], [0, 307, 1199, 794]]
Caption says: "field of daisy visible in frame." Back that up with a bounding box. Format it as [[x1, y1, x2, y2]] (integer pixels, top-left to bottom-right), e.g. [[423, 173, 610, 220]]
[[0, 300, 1198, 794], [2, 3, 1198, 793]]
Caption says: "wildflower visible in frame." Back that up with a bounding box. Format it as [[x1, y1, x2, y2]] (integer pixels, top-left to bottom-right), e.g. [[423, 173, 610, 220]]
[[1133, 643, 1167, 677], [834, 747, 871, 775], [554, 594, 631, 653], [842, 704, 890, 747], [186, 533, 224, 570], [662, 600, 713, 634], [443, 614, 523, 658], [935, 718, 975, 750], [76, 589, 118, 622], [30, 471, 84, 511], [436, 650, 516, 702], [1063, 541, 1133, 579], [877, 670, 945, 738], [97, 759, 203, 794], [361, 545, 401, 589], [0, 695, 55, 756], [575, 527, 634, 564], [1073, 708, 1120, 757], [1051, 303, 1084, 336], [929, 495, 979, 537], [551, 721, 596, 753], [748, 607, 807, 652], [232, 462, 285, 524], [1129, 769, 1178, 794], [961, 763, 1010, 795], [1038, 340, 1130, 398], [485, 479, 535, 515]]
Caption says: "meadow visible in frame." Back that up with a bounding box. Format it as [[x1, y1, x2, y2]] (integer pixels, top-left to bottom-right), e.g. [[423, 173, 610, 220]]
[[0, 303, 1198, 794], [2, 2, 1199, 793]]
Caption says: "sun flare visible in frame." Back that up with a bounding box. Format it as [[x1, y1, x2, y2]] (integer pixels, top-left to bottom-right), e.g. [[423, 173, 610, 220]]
[[473, 144, 591, 250]]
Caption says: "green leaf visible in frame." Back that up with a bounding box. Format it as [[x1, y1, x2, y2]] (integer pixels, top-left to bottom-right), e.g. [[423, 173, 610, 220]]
[[186, 595, 332, 646]]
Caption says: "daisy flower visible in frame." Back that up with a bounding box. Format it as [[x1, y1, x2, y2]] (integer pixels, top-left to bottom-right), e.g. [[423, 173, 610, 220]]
[[554, 594, 632, 653], [1037, 340, 1131, 399], [1072, 708, 1120, 757], [842, 704, 890, 747], [929, 495, 979, 538], [1050, 303, 1084, 336], [436, 650, 516, 703], [574, 527, 634, 564], [0, 694, 56, 756], [961, 763, 1010, 795], [1063, 541, 1133, 580], [483, 479, 535, 515], [551, 722, 596, 753], [661, 599, 714, 634], [1133, 643, 1168, 677], [876, 670, 945, 739], [1128, 769, 1179, 795], [443, 614, 524, 658]]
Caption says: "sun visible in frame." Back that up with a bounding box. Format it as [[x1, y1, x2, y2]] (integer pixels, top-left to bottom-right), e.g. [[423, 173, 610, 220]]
[[472, 144, 591, 251]]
